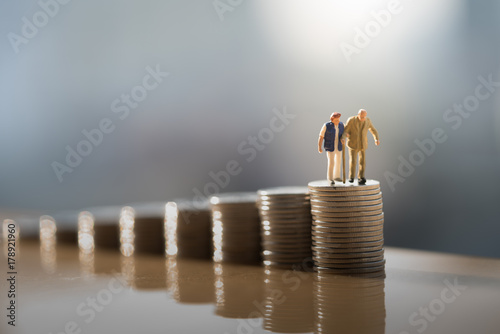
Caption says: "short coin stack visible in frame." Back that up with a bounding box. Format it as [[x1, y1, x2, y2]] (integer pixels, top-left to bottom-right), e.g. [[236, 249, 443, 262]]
[[210, 192, 261, 264], [84, 206, 122, 250], [308, 180, 385, 275], [256, 186, 313, 269], [174, 200, 212, 259], [130, 202, 166, 255]]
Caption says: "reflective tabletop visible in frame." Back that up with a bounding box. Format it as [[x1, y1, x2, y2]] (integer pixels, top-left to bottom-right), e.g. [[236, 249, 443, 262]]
[[1, 241, 499, 334]]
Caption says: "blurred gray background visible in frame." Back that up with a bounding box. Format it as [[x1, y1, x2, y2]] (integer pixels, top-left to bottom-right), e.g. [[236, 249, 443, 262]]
[[1, 0, 499, 257]]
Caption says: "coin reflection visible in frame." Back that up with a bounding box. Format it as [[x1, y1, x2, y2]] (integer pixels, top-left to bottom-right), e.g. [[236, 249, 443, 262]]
[[120, 255, 135, 286], [313, 272, 386, 334], [166, 256, 214, 304], [263, 266, 314, 333], [214, 262, 265, 319], [131, 254, 167, 290]]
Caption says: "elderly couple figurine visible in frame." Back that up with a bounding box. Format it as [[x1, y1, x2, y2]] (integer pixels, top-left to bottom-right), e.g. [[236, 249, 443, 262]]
[[318, 109, 380, 185]]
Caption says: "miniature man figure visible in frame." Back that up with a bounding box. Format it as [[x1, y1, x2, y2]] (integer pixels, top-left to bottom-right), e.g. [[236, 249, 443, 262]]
[[341, 109, 380, 185], [318, 112, 344, 185]]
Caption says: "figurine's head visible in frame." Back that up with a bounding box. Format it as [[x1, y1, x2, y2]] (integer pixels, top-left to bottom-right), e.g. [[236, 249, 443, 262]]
[[330, 112, 341, 125], [357, 109, 367, 121]]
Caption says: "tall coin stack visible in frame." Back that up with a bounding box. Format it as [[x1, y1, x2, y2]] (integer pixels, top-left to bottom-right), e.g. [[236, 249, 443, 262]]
[[308, 180, 385, 275], [210, 192, 261, 264], [256, 187, 313, 269]]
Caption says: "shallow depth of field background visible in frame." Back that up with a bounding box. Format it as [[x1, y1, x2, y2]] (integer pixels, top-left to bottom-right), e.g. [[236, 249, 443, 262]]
[[1, 0, 499, 257]]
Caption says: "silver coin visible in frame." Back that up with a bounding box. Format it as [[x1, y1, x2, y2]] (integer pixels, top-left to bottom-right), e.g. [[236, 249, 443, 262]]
[[262, 235, 311, 243], [262, 250, 312, 257], [312, 225, 383, 233], [313, 249, 384, 259], [313, 239, 384, 248], [257, 186, 309, 196], [308, 179, 380, 191], [311, 198, 383, 207], [258, 207, 312, 214], [313, 214, 384, 223], [314, 265, 386, 274], [312, 245, 384, 253], [311, 203, 383, 213], [310, 192, 382, 201], [260, 213, 313, 220], [312, 209, 383, 218], [262, 261, 306, 268], [312, 230, 383, 239], [313, 254, 384, 263], [308, 188, 380, 197], [261, 217, 313, 223], [263, 244, 312, 251], [261, 224, 312, 231], [257, 200, 311, 207], [314, 259, 386, 268]]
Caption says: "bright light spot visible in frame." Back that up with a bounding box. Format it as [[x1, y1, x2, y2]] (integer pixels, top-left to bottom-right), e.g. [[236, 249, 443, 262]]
[[120, 206, 135, 257], [40, 215, 57, 274], [165, 202, 178, 256], [78, 211, 95, 253]]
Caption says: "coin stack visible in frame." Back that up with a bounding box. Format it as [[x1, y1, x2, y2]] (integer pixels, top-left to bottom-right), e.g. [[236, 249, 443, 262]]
[[129, 202, 167, 255], [210, 192, 261, 264], [166, 256, 215, 304], [84, 206, 122, 250], [308, 180, 385, 275], [256, 187, 313, 269], [52, 211, 79, 245], [174, 199, 212, 259]]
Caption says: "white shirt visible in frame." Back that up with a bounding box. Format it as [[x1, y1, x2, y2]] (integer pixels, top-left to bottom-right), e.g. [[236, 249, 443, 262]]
[[319, 123, 340, 152]]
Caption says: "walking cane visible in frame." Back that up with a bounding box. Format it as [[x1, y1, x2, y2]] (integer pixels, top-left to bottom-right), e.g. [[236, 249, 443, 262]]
[[342, 141, 346, 184]]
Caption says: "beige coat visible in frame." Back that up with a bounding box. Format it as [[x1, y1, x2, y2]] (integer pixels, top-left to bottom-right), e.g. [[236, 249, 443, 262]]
[[341, 116, 379, 151]]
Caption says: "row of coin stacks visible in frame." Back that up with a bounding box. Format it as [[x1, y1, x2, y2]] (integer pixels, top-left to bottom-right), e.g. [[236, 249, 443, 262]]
[[17, 180, 385, 274]]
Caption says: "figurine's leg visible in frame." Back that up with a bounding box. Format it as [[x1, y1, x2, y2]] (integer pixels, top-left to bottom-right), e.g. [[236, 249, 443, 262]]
[[358, 150, 366, 179], [349, 148, 357, 180], [326, 151, 334, 181], [333, 150, 342, 180]]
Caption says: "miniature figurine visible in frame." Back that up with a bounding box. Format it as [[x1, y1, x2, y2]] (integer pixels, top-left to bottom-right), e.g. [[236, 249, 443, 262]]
[[318, 112, 344, 185], [341, 109, 380, 185]]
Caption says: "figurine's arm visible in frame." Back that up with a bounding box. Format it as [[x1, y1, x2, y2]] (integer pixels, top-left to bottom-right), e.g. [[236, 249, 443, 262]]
[[341, 119, 351, 144], [318, 135, 324, 153], [318, 124, 326, 153], [368, 119, 380, 145]]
